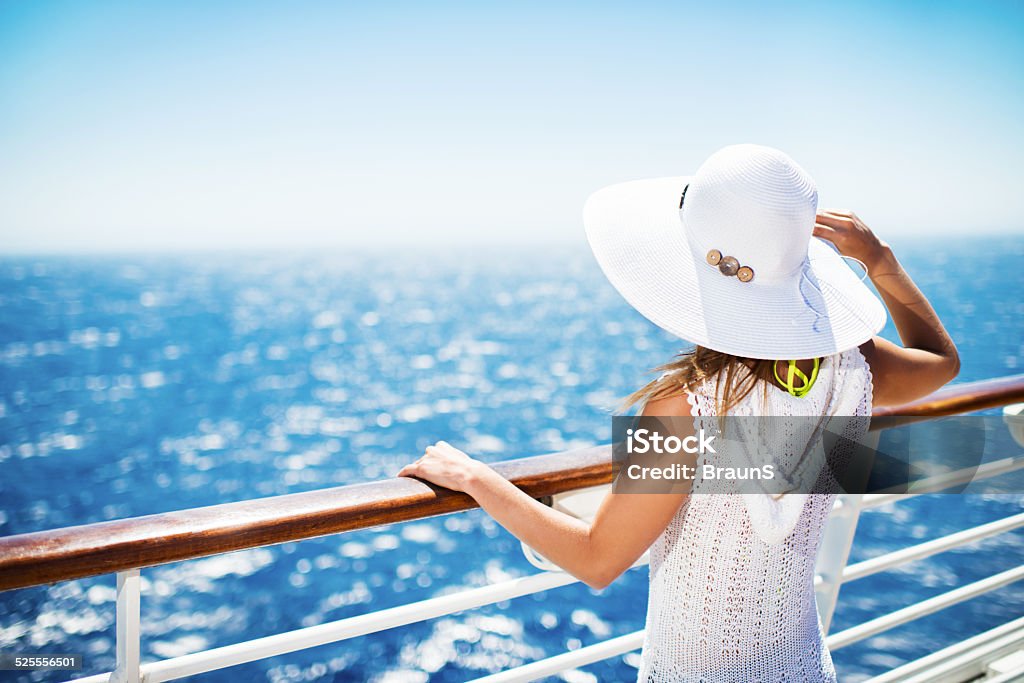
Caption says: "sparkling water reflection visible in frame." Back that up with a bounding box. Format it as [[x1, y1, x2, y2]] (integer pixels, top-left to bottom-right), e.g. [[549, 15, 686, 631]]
[[0, 238, 1022, 681]]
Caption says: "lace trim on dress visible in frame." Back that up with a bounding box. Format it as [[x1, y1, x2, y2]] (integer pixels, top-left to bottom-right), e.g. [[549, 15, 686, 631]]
[[854, 342, 875, 411]]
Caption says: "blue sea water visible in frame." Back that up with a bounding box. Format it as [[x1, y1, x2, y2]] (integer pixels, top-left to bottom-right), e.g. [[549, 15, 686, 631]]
[[0, 236, 1022, 682]]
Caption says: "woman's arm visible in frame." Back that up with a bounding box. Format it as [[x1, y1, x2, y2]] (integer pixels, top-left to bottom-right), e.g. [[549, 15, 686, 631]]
[[397, 393, 694, 589], [814, 210, 960, 407]]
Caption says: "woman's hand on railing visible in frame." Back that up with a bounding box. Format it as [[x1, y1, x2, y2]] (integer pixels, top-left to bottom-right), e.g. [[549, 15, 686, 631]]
[[397, 399, 697, 591], [400, 440, 616, 588], [397, 440, 490, 493]]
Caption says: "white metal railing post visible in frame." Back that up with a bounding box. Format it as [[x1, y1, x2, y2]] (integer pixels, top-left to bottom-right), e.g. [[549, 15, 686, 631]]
[[815, 494, 864, 634], [111, 569, 141, 683], [815, 423, 881, 634]]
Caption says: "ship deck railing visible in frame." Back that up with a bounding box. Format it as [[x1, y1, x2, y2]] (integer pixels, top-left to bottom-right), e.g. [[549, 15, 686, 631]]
[[2, 374, 1024, 683]]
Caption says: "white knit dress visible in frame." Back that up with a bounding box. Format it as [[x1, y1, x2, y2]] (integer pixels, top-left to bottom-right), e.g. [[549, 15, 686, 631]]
[[636, 345, 873, 682]]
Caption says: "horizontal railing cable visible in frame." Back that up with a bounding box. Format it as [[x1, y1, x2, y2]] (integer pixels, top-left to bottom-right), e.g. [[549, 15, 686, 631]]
[[466, 631, 646, 683], [840, 512, 1024, 584], [826, 565, 1024, 650]]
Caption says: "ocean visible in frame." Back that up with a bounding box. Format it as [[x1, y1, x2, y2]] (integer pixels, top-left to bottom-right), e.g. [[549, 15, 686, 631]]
[[1, 235, 1023, 682]]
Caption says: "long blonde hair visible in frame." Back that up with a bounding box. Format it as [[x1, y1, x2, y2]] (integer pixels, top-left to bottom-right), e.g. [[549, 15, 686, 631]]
[[622, 345, 777, 415]]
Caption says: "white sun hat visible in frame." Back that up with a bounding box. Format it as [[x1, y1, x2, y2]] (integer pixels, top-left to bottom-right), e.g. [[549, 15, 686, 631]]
[[583, 144, 886, 360]]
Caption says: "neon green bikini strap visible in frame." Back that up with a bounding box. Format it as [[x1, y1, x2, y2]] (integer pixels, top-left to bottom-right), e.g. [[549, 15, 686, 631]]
[[773, 357, 821, 398]]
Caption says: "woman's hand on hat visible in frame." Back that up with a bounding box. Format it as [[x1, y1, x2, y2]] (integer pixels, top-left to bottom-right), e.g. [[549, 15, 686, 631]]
[[814, 209, 894, 274], [397, 440, 488, 493]]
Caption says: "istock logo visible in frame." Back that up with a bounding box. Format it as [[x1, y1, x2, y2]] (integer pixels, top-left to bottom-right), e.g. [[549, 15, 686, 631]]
[[625, 427, 717, 455]]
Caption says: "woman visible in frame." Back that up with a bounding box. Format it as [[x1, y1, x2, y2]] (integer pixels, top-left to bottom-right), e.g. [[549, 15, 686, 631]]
[[398, 145, 959, 681]]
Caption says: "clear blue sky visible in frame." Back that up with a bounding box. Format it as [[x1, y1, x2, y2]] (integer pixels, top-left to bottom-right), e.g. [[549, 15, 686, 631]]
[[1, 1, 1022, 252]]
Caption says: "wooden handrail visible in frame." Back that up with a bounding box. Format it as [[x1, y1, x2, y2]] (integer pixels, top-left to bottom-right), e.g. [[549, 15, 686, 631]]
[[872, 373, 1024, 419], [1, 373, 1022, 593], [0, 447, 611, 592]]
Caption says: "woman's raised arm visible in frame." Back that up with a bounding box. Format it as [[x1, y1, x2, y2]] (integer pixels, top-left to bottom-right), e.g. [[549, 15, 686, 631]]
[[814, 209, 960, 407]]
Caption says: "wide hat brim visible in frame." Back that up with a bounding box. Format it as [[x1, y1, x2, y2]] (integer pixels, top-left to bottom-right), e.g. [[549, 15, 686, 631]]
[[583, 175, 887, 360]]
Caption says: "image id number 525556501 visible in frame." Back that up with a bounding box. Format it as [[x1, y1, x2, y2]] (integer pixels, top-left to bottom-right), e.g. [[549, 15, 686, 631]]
[[0, 653, 83, 670]]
